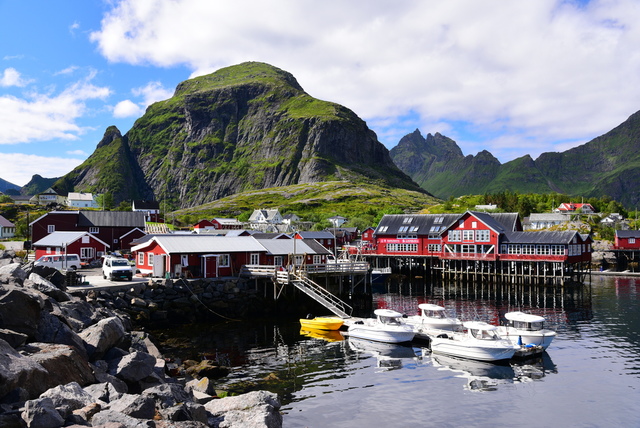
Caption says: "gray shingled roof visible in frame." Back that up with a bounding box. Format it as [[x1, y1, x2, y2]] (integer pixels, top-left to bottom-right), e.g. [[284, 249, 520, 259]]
[[501, 230, 580, 244], [615, 230, 640, 238], [79, 211, 146, 227], [375, 213, 460, 235]]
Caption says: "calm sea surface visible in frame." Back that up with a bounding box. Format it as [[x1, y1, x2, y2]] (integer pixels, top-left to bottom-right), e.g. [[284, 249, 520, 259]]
[[152, 275, 640, 428]]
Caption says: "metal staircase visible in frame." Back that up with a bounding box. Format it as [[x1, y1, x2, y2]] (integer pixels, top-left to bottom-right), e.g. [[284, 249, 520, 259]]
[[288, 272, 352, 318]]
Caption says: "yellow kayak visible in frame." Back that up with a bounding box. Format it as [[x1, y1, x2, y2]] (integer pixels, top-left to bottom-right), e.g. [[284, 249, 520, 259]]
[[299, 316, 344, 331]]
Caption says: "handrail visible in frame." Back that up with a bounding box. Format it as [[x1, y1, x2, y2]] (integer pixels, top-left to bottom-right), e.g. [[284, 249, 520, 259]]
[[290, 271, 352, 318]]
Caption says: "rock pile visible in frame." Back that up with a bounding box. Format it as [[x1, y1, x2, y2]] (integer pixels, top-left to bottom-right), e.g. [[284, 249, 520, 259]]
[[0, 260, 282, 428]]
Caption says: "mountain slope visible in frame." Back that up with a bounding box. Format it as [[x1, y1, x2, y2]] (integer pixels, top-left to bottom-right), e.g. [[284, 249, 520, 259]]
[[56, 62, 423, 209], [391, 110, 640, 207]]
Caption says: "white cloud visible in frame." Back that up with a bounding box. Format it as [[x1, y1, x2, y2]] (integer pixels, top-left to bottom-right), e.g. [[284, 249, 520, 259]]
[[0, 76, 111, 145], [90, 0, 640, 160], [113, 99, 142, 118], [1, 68, 30, 87], [66, 149, 88, 156], [132, 81, 173, 107], [0, 153, 84, 186]]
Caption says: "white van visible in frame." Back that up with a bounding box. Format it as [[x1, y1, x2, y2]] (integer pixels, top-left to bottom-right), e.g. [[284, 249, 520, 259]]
[[34, 254, 82, 270]]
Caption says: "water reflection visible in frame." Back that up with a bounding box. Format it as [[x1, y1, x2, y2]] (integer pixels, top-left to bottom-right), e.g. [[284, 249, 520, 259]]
[[347, 337, 416, 371], [427, 351, 557, 392]]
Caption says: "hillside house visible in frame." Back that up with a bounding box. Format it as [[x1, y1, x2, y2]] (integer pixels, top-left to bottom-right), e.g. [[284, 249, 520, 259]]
[[31, 231, 109, 263], [328, 215, 347, 227], [30, 188, 66, 207], [0, 215, 16, 239], [554, 203, 595, 214], [249, 209, 283, 225], [133, 200, 161, 222], [525, 213, 568, 230], [67, 192, 98, 208]]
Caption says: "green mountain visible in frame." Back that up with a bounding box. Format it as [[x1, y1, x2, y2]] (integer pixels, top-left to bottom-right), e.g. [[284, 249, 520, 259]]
[[391, 110, 640, 207], [54, 62, 424, 209], [20, 175, 59, 196], [0, 177, 20, 194]]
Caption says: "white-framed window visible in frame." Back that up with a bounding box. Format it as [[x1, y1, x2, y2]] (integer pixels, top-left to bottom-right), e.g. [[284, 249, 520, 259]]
[[463, 230, 474, 241], [80, 247, 94, 259], [250, 253, 260, 265], [219, 254, 230, 267], [47, 225, 55, 233], [148, 253, 154, 266], [537, 245, 550, 255], [386, 243, 418, 252], [89, 227, 99, 234], [274, 256, 283, 266], [472, 221, 477, 228], [82, 235, 90, 244], [509, 245, 521, 254], [313, 255, 322, 264], [551, 245, 565, 255], [461, 244, 476, 253], [448, 230, 461, 241], [476, 230, 490, 242], [138, 252, 144, 265], [294, 255, 304, 265], [630, 238, 636, 244], [428, 244, 441, 252]]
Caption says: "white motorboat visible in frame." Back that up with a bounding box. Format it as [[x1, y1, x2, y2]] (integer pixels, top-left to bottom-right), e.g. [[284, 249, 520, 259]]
[[496, 311, 556, 350], [429, 321, 521, 362], [405, 303, 463, 340], [347, 309, 416, 344]]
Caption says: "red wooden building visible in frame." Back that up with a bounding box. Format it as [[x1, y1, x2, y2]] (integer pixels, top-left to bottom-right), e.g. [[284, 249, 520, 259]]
[[31, 231, 110, 263], [614, 230, 640, 250]]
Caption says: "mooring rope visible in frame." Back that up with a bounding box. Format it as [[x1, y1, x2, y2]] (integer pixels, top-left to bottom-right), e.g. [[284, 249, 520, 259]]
[[176, 278, 241, 322]]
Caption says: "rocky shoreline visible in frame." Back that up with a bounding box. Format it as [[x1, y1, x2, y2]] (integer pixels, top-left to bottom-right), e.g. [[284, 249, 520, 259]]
[[0, 250, 283, 428]]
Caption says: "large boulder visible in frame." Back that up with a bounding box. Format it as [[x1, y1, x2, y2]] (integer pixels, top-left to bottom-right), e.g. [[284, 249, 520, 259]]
[[0, 263, 28, 285], [38, 381, 96, 412], [25, 273, 69, 302], [204, 390, 282, 428], [78, 316, 126, 360], [109, 350, 157, 383], [0, 284, 45, 338], [20, 397, 64, 428], [107, 393, 156, 419], [0, 339, 50, 401], [58, 298, 103, 331], [34, 312, 87, 359], [19, 343, 94, 389]]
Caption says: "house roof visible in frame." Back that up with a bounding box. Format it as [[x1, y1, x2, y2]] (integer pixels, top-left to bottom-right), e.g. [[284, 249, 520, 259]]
[[133, 200, 160, 210], [78, 211, 146, 227], [375, 213, 460, 235], [249, 209, 281, 222], [501, 230, 581, 244], [256, 238, 327, 255], [67, 192, 95, 201], [0, 215, 15, 228], [32, 231, 110, 248], [616, 230, 640, 238], [296, 231, 335, 239], [213, 218, 242, 225], [132, 235, 266, 254], [528, 213, 567, 221]]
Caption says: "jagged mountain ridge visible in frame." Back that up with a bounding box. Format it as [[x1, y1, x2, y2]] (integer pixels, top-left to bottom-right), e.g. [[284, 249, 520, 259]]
[[390, 110, 640, 207], [53, 62, 424, 208]]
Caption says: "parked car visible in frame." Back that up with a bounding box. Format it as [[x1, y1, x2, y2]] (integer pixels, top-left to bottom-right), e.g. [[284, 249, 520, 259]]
[[34, 254, 82, 270], [102, 255, 134, 281]]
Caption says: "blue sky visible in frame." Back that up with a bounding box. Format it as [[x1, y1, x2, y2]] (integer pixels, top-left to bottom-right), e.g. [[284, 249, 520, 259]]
[[2, 0, 640, 187]]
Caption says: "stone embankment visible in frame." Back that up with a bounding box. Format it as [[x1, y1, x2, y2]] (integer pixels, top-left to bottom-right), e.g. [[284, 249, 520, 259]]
[[0, 250, 282, 428]]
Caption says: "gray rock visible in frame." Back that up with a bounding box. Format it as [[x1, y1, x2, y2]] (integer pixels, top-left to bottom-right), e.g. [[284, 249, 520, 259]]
[[39, 382, 95, 411], [0, 284, 45, 337], [204, 391, 282, 428], [0, 328, 28, 348], [143, 383, 193, 410], [78, 316, 126, 360], [21, 397, 65, 428], [108, 393, 156, 419], [26, 273, 69, 302], [185, 377, 216, 396], [83, 382, 124, 404], [110, 351, 157, 383], [59, 299, 101, 331], [0, 339, 49, 400], [19, 343, 94, 390], [158, 402, 207, 424], [89, 409, 154, 427], [0, 263, 28, 284], [34, 312, 88, 359]]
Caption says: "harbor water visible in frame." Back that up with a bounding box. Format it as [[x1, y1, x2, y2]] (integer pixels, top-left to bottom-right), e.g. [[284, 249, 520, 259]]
[[151, 275, 640, 427]]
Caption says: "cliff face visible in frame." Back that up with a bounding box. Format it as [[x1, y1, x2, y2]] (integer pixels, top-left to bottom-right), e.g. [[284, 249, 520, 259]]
[[56, 62, 422, 208], [391, 110, 640, 207]]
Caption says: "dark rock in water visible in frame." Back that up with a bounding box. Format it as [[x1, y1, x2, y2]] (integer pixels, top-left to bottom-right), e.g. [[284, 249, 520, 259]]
[[185, 359, 231, 380]]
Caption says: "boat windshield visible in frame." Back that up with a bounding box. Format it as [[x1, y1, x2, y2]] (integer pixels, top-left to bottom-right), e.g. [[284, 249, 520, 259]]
[[380, 316, 401, 325], [472, 329, 500, 340], [512, 321, 544, 331], [425, 310, 445, 319]]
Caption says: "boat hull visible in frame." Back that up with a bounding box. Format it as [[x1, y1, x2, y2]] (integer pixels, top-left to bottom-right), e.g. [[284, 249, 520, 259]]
[[300, 317, 344, 331], [348, 325, 415, 344], [430, 337, 518, 362], [497, 327, 556, 350]]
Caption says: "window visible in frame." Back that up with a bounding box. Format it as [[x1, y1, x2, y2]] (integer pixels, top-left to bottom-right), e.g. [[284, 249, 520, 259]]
[[551, 245, 564, 255], [250, 253, 260, 265], [428, 244, 442, 252], [434, 216, 444, 224], [630, 238, 636, 244], [138, 252, 144, 265], [397, 233, 417, 239], [476, 230, 490, 242], [461, 244, 476, 253], [313, 255, 322, 264], [522, 244, 535, 255], [472, 221, 478, 228], [82, 235, 90, 244], [148, 253, 154, 266], [463, 230, 474, 241], [274, 256, 283, 266], [398, 226, 409, 232], [113, 239, 118, 244], [378, 226, 388, 233], [508, 245, 521, 254], [219, 254, 230, 267], [386, 243, 418, 252], [80, 248, 94, 259], [403, 217, 413, 224], [537, 245, 550, 255], [409, 226, 419, 232], [448, 230, 461, 241], [48, 225, 55, 233], [89, 227, 99, 234]]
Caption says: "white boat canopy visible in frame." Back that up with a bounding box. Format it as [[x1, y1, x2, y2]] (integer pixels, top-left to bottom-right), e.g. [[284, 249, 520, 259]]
[[374, 309, 404, 318], [504, 311, 546, 323], [418, 303, 446, 311], [462, 321, 498, 331]]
